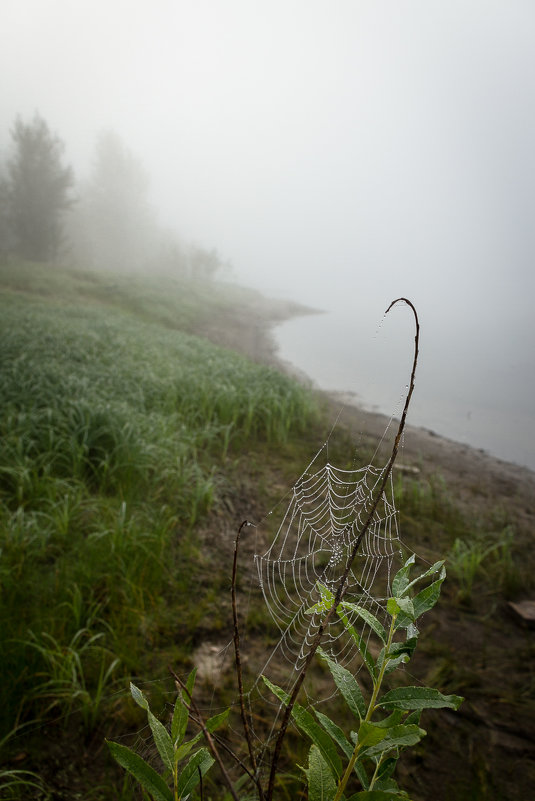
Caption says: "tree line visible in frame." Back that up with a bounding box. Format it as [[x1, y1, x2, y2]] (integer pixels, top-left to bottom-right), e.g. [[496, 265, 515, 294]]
[[0, 113, 228, 278]]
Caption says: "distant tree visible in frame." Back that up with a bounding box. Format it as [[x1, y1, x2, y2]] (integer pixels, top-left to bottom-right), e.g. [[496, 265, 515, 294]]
[[189, 245, 225, 280], [8, 114, 74, 261], [0, 163, 14, 262], [69, 131, 155, 271]]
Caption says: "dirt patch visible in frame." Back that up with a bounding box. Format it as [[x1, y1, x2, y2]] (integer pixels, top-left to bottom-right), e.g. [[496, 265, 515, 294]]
[[193, 641, 234, 686]]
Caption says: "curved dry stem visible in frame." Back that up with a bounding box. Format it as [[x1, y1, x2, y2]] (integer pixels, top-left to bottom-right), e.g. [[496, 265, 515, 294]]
[[265, 297, 420, 801], [232, 520, 265, 800]]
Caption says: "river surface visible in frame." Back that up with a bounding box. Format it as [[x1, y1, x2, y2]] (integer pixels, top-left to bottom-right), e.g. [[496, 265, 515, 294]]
[[273, 304, 535, 472]]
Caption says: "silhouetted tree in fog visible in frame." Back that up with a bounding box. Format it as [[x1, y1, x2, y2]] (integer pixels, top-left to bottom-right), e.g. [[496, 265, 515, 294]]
[[69, 131, 155, 271], [0, 166, 14, 262], [8, 114, 74, 261]]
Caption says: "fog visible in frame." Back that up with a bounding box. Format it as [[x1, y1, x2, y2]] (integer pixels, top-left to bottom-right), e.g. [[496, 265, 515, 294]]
[[2, 1, 534, 467]]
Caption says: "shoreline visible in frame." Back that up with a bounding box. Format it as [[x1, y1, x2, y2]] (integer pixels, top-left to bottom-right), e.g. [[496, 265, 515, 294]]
[[201, 286, 534, 518]]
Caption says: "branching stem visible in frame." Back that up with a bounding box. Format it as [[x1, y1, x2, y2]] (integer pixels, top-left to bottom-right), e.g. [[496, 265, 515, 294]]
[[265, 298, 419, 801], [333, 613, 397, 801]]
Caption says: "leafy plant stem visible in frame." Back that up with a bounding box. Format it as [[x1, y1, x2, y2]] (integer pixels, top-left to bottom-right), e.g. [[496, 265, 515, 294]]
[[265, 298, 419, 801], [368, 754, 386, 792], [333, 612, 397, 801]]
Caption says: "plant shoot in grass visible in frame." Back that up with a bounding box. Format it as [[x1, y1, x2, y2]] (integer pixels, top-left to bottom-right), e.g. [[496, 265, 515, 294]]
[[109, 299, 463, 800]]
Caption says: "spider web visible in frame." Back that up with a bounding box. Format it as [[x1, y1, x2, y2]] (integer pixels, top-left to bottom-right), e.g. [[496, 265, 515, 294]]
[[253, 445, 401, 676]]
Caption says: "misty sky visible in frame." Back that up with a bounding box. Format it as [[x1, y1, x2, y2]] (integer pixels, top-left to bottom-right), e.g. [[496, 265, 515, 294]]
[[2, 1, 534, 462]]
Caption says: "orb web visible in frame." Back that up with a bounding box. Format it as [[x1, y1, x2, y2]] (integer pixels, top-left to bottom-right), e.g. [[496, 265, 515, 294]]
[[254, 451, 401, 674]]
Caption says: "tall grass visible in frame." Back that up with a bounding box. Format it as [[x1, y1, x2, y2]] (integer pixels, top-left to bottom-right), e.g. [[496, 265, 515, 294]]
[[0, 274, 315, 749]]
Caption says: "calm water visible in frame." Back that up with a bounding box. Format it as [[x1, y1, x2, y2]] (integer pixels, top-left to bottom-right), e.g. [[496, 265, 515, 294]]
[[274, 306, 535, 472]]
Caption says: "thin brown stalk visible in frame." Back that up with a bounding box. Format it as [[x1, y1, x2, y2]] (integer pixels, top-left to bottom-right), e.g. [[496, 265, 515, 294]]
[[169, 667, 240, 801], [232, 520, 265, 800], [265, 297, 420, 801]]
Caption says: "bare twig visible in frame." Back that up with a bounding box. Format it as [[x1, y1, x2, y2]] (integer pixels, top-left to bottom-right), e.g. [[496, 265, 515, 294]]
[[169, 667, 240, 801], [232, 520, 265, 799], [265, 297, 420, 801]]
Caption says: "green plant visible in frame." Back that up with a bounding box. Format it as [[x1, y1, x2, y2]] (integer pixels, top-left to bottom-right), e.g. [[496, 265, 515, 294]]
[[107, 673, 227, 801], [266, 556, 463, 800], [447, 525, 516, 602], [22, 627, 119, 733], [110, 556, 461, 800], [0, 767, 51, 800], [0, 721, 53, 800]]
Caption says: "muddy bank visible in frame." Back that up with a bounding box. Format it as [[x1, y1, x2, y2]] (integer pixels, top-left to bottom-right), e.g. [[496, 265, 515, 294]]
[[200, 285, 534, 511], [198, 284, 535, 801]]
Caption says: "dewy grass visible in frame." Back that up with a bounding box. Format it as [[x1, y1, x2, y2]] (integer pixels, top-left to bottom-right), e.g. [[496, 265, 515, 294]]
[[0, 272, 316, 749], [447, 525, 517, 603]]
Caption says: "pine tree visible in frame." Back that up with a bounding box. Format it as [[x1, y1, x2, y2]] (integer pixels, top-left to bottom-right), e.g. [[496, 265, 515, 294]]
[[8, 113, 74, 261]]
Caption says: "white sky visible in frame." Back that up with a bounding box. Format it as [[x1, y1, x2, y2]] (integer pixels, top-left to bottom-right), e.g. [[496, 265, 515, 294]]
[[2, 1, 534, 455]]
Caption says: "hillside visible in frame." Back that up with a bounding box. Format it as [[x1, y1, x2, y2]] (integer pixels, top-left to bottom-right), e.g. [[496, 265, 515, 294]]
[[1, 262, 534, 800]]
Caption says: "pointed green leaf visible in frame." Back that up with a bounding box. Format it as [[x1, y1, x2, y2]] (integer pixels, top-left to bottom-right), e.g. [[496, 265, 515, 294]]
[[174, 732, 203, 762], [412, 575, 445, 618], [317, 648, 366, 720], [171, 693, 189, 747], [289, 703, 343, 779], [377, 637, 418, 674], [305, 745, 337, 801], [205, 707, 230, 733], [387, 598, 401, 617], [387, 597, 414, 619], [375, 756, 399, 783], [376, 642, 413, 677], [364, 723, 426, 757], [171, 668, 197, 748], [395, 573, 445, 629], [262, 676, 342, 779], [106, 740, 173, 801], [335, 607, 377, 679], [184, 667, 197, 700], [374, 710, 404, 728], [403, 561, 445, 595], [339, 602, 387, 644], [396, 597, 414, 618], [357, 721, 388, 749], [354, 760, 370, 791], [314, 709, 352, 759], [405, 709, 421, 726], [130, 682, 149, 711], [373, 777, 403, 793], [176, 747, 214, 798], [313, 710, 370, 789], [391, 553, 416, 597], [378, 686, 464, 711], [147, 710, 174, 773], [306, 582, 335, 615], [383, 654, 411, 675]]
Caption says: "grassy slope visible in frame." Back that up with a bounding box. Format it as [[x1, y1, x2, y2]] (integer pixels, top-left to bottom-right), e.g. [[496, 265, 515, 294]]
[[1, 262, 534, 800], [0, 262, 319, 798]]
